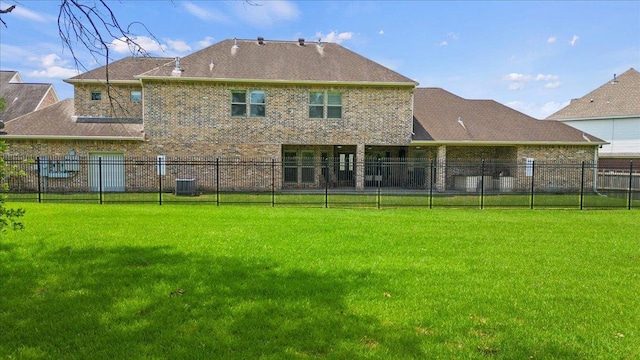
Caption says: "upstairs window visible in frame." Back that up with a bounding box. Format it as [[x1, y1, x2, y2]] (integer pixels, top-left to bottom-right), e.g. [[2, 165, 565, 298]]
[[130, 90, 142, 102], [250, 91, 266, 117], [308, 91, 342, 119], [309, 92, 324, 118], [231, 90, 266, 117], [231, 91, 247, 116], [91, 91, 102, 101], [327, 91, 342, 118]]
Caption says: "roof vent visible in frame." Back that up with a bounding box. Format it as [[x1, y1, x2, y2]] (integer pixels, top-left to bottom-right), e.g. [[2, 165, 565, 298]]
[[258, 36, 264, 45], [172, 57, 182, 77], [232, 38, 239, 49], [612, 73, 618, 84], [317, 38, 323, 47], [298, 38, 305, 46]]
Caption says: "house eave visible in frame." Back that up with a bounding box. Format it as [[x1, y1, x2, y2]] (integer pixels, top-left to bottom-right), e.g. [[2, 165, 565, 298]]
[[64, 79, 141, 85], [1, 135, 144, 141], [555, 114, 640, 122], [410, 140, 607, 146], [135, 75, 418, 87]]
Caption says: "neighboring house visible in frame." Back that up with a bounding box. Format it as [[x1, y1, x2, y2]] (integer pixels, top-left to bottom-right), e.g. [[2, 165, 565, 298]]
[[1, 38, 603, 192], [0, 70, 59, 122], [547, 68, 640, 168]]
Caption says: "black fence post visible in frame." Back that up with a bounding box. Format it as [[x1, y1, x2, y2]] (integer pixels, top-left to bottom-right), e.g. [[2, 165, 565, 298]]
[[480, 159, 485, 210], [216, 158, 220, 206], [377, 158, 382, 209], [36, 157, 42, 203], [271, 159, 275, 207], [530, 160, 535, 210], [324, 158, 329, 209], [158, 158, 163, 206], [628, 160, 634, 210], [429, 159, 434, 209], [98, 157, 103, 205], [579, 161, 585, 210]]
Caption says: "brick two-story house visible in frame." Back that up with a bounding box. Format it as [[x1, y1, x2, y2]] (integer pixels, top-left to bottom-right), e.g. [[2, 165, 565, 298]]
[[2, 38, 602, 192]]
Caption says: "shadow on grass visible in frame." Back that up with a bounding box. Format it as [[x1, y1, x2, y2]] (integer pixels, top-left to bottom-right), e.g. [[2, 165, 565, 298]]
[[1, 244, 424, 358]]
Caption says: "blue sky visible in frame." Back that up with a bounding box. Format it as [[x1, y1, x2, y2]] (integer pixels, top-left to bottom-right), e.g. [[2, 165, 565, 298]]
[[1, 0, 638, 119]]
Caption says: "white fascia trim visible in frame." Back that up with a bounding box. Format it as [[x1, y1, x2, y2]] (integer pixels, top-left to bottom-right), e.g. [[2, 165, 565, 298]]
[[556, 114, 640, 122], [1, 135, 144, 141], [63, 79, 141, 85], [410, 140, 608, 146], [135, 76, 418, 87]]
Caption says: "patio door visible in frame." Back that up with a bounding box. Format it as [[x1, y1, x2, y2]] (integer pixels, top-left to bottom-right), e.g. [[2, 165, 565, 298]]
[[89, 153, 125, 192], [335, 151, 355, 187]]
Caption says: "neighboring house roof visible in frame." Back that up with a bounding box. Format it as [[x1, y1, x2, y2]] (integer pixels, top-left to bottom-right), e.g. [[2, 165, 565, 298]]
[[65, 57, 174, 83], [0, 70, 59, 121], [0, 70, 22, 84], [412, 88, 604, 144], [546, 68, 640, 120], [138, 38, 418, 86], [1, 99, 143, 140]]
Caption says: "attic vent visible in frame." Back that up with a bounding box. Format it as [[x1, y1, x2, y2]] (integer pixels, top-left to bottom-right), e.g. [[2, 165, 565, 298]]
[[258, 36, 264, 45], [172, 57, 182, 77], [298, 38, 305, 46]]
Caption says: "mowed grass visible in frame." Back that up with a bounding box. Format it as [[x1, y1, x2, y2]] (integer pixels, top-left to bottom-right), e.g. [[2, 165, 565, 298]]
[[0, 204, 638, 359]]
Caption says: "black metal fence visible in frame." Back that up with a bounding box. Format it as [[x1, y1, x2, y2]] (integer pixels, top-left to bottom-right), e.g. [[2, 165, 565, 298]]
[[3, 156, 638, 209]]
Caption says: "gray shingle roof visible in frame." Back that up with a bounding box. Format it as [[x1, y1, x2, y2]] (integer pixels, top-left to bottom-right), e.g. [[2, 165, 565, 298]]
[[0, 72, 56, 121], [412, 88, 604, 144], [66, 57, 174, 82], [546, 68, 640, 120], [139, 38, 417, 85], [1, 99, 143, 140]]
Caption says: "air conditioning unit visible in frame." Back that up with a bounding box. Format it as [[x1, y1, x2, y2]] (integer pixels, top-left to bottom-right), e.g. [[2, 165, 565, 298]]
[[175, 178, 196, 196]]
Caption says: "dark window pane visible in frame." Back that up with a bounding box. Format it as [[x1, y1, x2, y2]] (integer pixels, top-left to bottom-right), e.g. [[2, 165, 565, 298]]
[[309, 92, 323, 105], [327, 92, 341, 105], [91, 91, 102, 101], [250, 104, 265, 117], [232, 104, 246, 116], [284, 168, 298, 183], [309, 105, 323, 118], [232, 91, 246, 103], [327, 106, 341, 118], [301, 168, 314, 183]]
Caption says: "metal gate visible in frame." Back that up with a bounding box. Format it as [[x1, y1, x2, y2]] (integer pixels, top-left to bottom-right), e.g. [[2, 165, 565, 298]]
[[89, 153, 125, 192]]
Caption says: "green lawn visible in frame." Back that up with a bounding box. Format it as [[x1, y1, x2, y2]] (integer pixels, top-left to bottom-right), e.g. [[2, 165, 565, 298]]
[[1, 204, 638, 359]]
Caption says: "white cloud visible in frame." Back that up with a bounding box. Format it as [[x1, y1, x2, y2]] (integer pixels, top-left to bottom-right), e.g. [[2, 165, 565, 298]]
[[547, 36, 557, 44], [439, 41, 448, 46], [503, 72, 560, 90], [166, 39, 192, 53], [197, 36, 216, 49], [183, 2, 229, 22], [379, 30, 384, 35], [506, 100, 535, 114], [233, 0, 299, 28], [540, 101, 570, 117], [535, 74, 559, 81], [26, 53, 79, 79], [316, 31, 354, 44], [29, 66, 79, 79], [570, 35, 579, 46], [109, 36, 166, 54]]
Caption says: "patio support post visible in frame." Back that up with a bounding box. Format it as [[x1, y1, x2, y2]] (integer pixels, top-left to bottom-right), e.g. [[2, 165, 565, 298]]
[[437, 145, 446, 192], [355, 144, 365, 191]]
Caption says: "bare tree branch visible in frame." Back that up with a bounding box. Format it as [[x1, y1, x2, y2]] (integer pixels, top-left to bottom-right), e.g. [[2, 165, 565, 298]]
[[0, 4, 17, 27]]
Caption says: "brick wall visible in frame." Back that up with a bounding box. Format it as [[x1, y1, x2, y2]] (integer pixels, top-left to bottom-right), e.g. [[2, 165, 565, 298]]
[[74, 83, 143, 118], [141, 80, 415, 158]]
